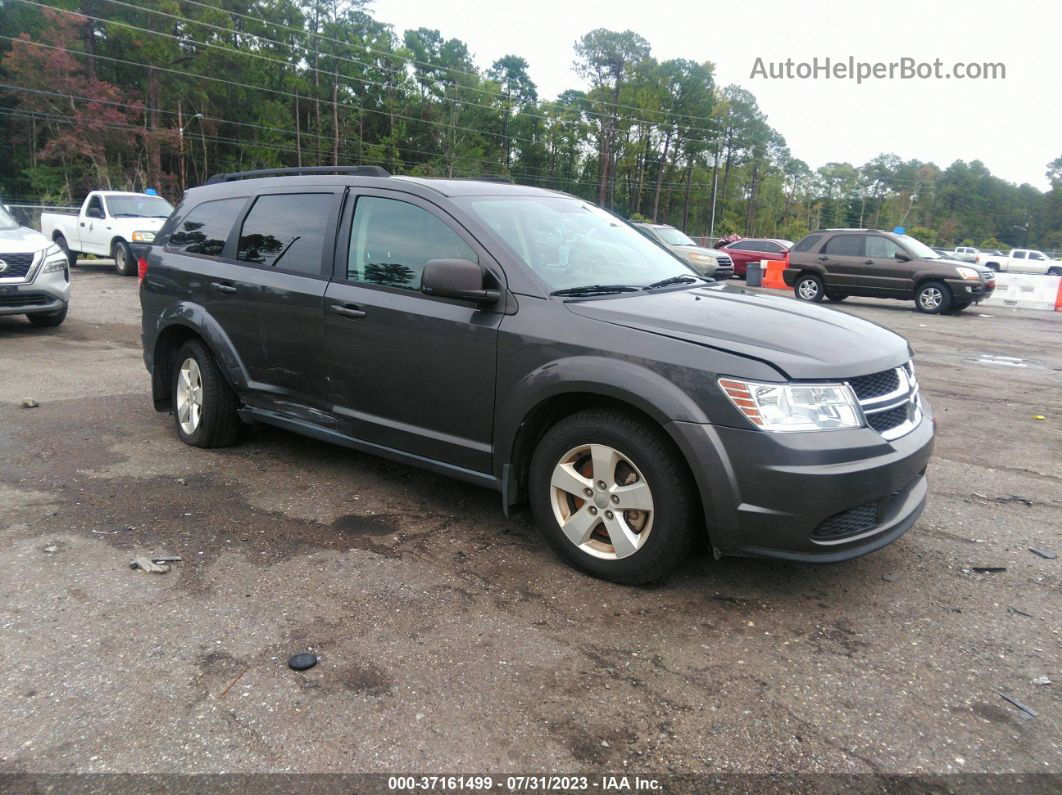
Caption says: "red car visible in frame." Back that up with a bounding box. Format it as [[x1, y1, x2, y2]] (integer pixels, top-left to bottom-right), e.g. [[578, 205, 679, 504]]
[[718, 238, 793, 277]]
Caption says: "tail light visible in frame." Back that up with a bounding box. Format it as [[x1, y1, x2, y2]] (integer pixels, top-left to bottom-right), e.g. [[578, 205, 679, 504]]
[[137, 256, 148, 285]]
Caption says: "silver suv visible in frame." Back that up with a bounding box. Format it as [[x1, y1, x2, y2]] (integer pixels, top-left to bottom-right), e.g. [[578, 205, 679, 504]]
[[0, 203, 70, 327], [633, 223, 734, 280]]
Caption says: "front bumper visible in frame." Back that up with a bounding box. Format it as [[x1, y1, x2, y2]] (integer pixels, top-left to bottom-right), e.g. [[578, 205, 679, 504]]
[[669, 399, 935, 562], [0, 266, 70, 316], [945, 278, 994, 301]]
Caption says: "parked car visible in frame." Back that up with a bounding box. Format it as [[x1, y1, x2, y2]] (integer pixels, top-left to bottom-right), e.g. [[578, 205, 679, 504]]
[[632, 222, 734, 280], [0, 201, 70, 326], [785, 229, 995, 314], [41, 191, 174, 276], [951, 246, 980, 263], [140, 167, 934, 584], [974, 248, 1062, 275], [717, 237, 793, 277], [931, 248, 954, 258]]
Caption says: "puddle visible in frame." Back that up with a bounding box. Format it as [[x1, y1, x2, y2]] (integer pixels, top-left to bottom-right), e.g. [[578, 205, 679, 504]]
[[966, 354, 1045, 369]]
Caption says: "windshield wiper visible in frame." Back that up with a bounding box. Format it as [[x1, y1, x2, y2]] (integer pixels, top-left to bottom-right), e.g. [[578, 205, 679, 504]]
[[644, 274, 708, 290], [550, 284, 641, 297]]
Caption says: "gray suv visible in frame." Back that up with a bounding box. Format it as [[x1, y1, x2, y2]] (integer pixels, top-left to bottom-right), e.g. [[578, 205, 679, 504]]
[[140, 168, 934, 584], [633, 223, 734, 280], [0, 203, 70, 327]]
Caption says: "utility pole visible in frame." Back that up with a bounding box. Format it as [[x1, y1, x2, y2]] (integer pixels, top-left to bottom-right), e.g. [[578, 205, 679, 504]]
[[708, 153, 720, 242], [178, 111, 203, 192]]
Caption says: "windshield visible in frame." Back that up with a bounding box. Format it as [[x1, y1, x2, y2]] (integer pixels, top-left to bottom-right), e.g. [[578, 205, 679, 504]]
[[457, 196, 694, 293], [106, 195, 174, 218], [898, 234, 941, 259], [0, 205, 18, 231], [655, 226, 696, 246]]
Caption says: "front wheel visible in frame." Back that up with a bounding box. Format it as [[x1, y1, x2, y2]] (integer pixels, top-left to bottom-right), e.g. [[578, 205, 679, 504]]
[[529, 408, 696, 585], [1048, 266, 1062, 277], [27, 305, 67, 327], [794, 273, 825, 302], [950, 301, 971, 313], [113, 240, 135, 276], [171, 339, 241, 448], [55, 235, 77, 268], [915, 281, 952, 314]]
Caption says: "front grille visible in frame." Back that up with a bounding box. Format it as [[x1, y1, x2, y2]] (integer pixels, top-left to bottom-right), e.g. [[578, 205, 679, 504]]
[[849, 368, 900, 400], [716, 256, 733, 267], [867, 403, 909, 433], [813, 488, 905, 541], [0, 292, 52, 307], [0, 253, 36, 279]]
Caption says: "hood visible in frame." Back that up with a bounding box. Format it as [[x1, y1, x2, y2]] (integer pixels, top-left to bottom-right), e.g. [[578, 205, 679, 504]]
[[670, 245, 730, 259], [113, 217, 168, 230], [565, 285, 911, 380], [0, 225, 50, 254]]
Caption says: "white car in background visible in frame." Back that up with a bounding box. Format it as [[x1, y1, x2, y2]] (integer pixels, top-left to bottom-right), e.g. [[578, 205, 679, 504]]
[[0, 202, 70, 327], [975, 248, 1062, 275], [40, 191, 174, 276]]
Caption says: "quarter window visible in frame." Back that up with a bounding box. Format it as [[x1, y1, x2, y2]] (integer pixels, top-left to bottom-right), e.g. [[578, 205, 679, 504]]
[[866, 237, 906, 259], [168, 198, 245, 257], [347, 196, 477, 289], [238, 193, 332, 275], [824, 235, 865, 257], [792, 234, 822, 253]]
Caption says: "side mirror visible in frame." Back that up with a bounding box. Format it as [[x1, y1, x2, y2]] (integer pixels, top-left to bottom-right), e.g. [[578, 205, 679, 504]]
[[894, 252, 911, 261], [421, 258, 500, 306]]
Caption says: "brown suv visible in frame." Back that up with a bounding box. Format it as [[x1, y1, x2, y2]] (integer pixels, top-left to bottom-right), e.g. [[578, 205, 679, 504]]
[[784, 229, 996, 314]]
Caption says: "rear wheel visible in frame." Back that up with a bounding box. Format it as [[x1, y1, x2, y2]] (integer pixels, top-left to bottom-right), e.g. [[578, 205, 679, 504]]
[[529, 408, 696, 585], [794, 273, 825, 302], [826, 293, 848, 302], [113, 240, 135, 276], [27, 305, 67, 327], [1048, 266, 1062, 277], [915, 281, 952, 314], [55, 234, 77, 268], [171, 339, 240, 448]]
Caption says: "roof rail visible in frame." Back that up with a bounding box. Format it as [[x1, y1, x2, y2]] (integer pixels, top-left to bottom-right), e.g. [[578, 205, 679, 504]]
[[204, 165, 390, 185], [448, 176, 514, 184]]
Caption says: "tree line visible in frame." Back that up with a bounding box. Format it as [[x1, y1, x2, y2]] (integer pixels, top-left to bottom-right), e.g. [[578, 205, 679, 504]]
[[1, 0, 1060, 250]]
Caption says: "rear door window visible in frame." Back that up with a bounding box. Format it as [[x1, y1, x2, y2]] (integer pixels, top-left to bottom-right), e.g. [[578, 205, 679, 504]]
[[1013, 251, 1026, 259], [168, 197, 246, 257], [824, 235, 865, 257], [237, 193, 332, 276], [347, 196, 477, 290]]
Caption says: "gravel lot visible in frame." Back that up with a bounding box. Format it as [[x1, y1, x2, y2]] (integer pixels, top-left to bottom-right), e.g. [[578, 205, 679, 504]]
[[1, 264, 1059, 780]]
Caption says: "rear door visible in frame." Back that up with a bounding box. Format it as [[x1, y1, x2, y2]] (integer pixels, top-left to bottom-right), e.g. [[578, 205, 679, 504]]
[[816, 234, 866, 292], [1009, 250, 1028, 273], [323, 189, 503, 472]]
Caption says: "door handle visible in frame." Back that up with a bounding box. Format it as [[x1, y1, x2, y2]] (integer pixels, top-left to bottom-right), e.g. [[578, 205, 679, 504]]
[[331, 304, 366, 319], [210, 281, 237, 294], [864, 259, 874, 265], [80, 222, 85, 227], [818, 255, 829, 261]]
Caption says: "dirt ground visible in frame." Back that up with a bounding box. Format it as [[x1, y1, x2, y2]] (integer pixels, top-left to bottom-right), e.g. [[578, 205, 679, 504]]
[[0, 264, 1059, 782]]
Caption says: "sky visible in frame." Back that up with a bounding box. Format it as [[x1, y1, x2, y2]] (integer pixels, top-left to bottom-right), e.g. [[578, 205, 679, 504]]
[[370, 0, 1061, 190]]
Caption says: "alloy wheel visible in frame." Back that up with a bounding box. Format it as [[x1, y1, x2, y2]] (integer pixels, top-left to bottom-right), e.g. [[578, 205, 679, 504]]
[[176, 357, 204, 435], [919, 287, 942, 311], [797, 278, 820, 300], [548, 443, 655, 560]]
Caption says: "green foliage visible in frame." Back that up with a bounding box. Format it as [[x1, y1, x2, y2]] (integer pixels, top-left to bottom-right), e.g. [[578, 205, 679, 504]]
[[0, 3, 1058, 249], [907, 226, 937, 245]]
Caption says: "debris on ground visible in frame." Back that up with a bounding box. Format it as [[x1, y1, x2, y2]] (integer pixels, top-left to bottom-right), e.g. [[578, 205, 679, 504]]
[[1000, 693, 1038, 718], [1031, 676, 1051, 686], [1007, 607, 1034, 618], [287, 653, 318, 671], [882, 572, 901, 582], [42, 544, 59, 554], [129, 555, 181, 573], [21, 398, 39, 408], [970, 566, 1007, 573], [1032, 415, 1046, 421], [1028, 547, 1056, 560], [994, 495, 1034, 506]]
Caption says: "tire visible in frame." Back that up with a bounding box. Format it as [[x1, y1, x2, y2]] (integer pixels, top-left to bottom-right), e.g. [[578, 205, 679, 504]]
[[171, 339, 240, 448], [915, 281, 952, 314], [113, 240, 135, 276], [985, 263, 1000, 272], [950, 301, 971, 313], [27, 304, 67, 327], [826, 293, 848, 302], [529, 408, 696, 585], [1048, 266, 1062, 277], [794, 273, 825, 302], [55, 234, 77, 268]]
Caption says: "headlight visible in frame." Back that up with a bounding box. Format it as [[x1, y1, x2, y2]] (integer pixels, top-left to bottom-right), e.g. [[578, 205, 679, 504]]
[[41, 243, 68, 273], [132, 231, 156, 242], [955, 266, 980, 281], [689, 253, 715, 264], [719, 378, 863, 432]]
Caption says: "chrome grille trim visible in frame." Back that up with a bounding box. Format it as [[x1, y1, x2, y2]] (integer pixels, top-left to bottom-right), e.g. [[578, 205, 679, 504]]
[[848, 363, 921, 441]]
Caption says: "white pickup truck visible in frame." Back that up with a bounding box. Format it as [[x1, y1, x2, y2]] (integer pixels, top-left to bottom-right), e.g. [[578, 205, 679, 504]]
[[975, 248, 1062, 276], [40, 191, 174, 276]]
